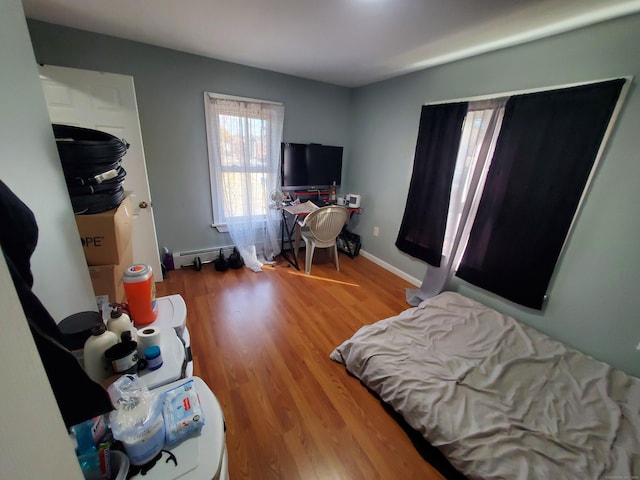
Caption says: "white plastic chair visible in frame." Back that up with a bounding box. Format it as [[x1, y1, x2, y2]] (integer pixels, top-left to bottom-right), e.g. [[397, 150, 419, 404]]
[[295, 206, 349, 275]]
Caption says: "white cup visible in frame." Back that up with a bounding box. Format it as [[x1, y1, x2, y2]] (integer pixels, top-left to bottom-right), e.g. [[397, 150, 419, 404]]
[[337, 197, 346, 205]]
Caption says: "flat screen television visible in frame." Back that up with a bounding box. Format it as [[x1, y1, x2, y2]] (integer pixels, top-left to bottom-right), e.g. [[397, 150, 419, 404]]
[[281, 142, 343, 192]]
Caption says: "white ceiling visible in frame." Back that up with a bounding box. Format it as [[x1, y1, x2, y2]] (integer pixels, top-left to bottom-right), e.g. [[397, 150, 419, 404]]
[[22, 0, 640, 87]]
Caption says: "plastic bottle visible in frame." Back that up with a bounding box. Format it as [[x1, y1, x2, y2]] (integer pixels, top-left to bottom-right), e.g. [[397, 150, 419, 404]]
[[162, 247, 175, 271], [107, 310, 136, 341], [144, 346, 163, 371], [123, 264, 158, 327], [329, 180, 337, 203], [72, 419, 102, 480], [83, 323, 119, 383]]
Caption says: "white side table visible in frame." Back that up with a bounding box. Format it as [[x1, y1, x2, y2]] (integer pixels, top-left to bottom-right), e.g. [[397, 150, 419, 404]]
[[129, 376, 229, 480]]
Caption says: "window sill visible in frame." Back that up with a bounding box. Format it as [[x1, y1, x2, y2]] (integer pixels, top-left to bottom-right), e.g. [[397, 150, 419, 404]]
[[210, 224, 229, 233]]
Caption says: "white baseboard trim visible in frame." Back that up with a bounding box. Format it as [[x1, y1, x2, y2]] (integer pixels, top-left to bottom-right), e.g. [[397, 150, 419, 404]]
[[172, 245, 235, 269], [359, 249, 422, 287]]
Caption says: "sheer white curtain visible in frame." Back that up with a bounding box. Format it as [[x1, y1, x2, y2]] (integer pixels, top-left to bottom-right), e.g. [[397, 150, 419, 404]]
[[406, 98, 506, 305], [206, 96, 284, 272]]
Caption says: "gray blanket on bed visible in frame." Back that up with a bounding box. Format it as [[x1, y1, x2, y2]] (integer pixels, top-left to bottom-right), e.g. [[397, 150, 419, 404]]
[[330, 292, 640, 479]]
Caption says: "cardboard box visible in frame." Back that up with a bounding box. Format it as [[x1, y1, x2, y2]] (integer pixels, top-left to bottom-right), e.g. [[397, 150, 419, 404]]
[[75, 196, 133, 266], [88, 242, 133, 305]]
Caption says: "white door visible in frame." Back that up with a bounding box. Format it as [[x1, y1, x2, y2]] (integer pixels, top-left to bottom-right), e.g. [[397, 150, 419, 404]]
[[38, 65, 163, 281]]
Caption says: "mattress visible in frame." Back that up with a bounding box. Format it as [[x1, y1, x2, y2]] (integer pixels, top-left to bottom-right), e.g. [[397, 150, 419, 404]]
[[330, 292, 640, 479]]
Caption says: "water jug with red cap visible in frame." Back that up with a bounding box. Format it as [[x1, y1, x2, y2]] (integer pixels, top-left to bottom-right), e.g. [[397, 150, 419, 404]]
[[123, 264, 158, 326]]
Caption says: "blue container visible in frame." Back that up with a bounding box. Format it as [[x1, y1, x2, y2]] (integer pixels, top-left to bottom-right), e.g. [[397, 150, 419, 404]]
[[144, 345, 163, 370]]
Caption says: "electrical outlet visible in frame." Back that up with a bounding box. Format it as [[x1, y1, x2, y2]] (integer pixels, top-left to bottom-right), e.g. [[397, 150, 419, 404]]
[[373, 226, 379, 237]]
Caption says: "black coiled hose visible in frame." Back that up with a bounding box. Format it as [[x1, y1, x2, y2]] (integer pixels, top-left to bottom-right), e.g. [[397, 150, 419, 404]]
[[66, 167, 127, 196], [52, 124, 130, 214], [53, 124, 129, 163]]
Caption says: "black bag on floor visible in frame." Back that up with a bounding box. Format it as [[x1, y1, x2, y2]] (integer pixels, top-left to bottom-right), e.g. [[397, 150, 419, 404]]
[[337, 229, 361, 258]]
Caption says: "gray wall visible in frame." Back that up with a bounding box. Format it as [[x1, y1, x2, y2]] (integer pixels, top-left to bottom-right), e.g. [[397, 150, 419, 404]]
[[349, 14, 640, 377], [26, 14, 640, 377], [27, 20, 352, 255]]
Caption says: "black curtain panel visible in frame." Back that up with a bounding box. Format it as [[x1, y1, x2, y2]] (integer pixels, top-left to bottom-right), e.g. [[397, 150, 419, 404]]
[[396, 102, 468, 266], [456, 79, 625, 309]]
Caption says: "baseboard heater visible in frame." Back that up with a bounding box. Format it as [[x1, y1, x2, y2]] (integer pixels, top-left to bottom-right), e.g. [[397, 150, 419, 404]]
[[172, 246, 235, 269]]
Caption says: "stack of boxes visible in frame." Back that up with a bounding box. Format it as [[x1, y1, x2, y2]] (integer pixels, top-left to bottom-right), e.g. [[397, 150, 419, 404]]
[[74, 196, 133, 308]]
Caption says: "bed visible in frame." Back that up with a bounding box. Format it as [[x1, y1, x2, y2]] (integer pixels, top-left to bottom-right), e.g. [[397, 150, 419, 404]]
[[330, 292, 640, 479]]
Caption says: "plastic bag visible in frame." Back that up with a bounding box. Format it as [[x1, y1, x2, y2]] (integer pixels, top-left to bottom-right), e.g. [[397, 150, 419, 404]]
[[107, 374, 165, 465]]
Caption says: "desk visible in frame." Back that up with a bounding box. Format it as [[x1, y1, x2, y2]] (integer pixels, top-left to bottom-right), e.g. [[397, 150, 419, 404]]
[[279, 201, 317, 270], [279, 201, 360, 270]]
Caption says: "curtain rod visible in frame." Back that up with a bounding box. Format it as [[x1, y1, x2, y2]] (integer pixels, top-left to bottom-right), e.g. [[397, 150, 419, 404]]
[[426, 75, 633, 105], [205, 91, 283, 106]]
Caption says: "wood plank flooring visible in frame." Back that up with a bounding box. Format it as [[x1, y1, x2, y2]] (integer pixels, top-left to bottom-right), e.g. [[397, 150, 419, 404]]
[[157, 251, 446, 480]]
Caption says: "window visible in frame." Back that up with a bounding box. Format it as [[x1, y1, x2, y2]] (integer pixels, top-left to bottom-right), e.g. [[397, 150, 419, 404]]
[[204, 93, 284, 227], [204, 93, 284, 270], [443, 101, 505, 261], [398, 78, 628, 309]]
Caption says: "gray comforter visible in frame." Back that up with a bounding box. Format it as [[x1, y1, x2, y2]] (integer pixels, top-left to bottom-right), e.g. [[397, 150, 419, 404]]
[[330, 292, 640, 479]]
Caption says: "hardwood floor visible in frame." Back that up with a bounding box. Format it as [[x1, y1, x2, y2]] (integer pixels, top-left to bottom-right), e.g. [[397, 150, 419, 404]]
[[157, 251, 446, 480]]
